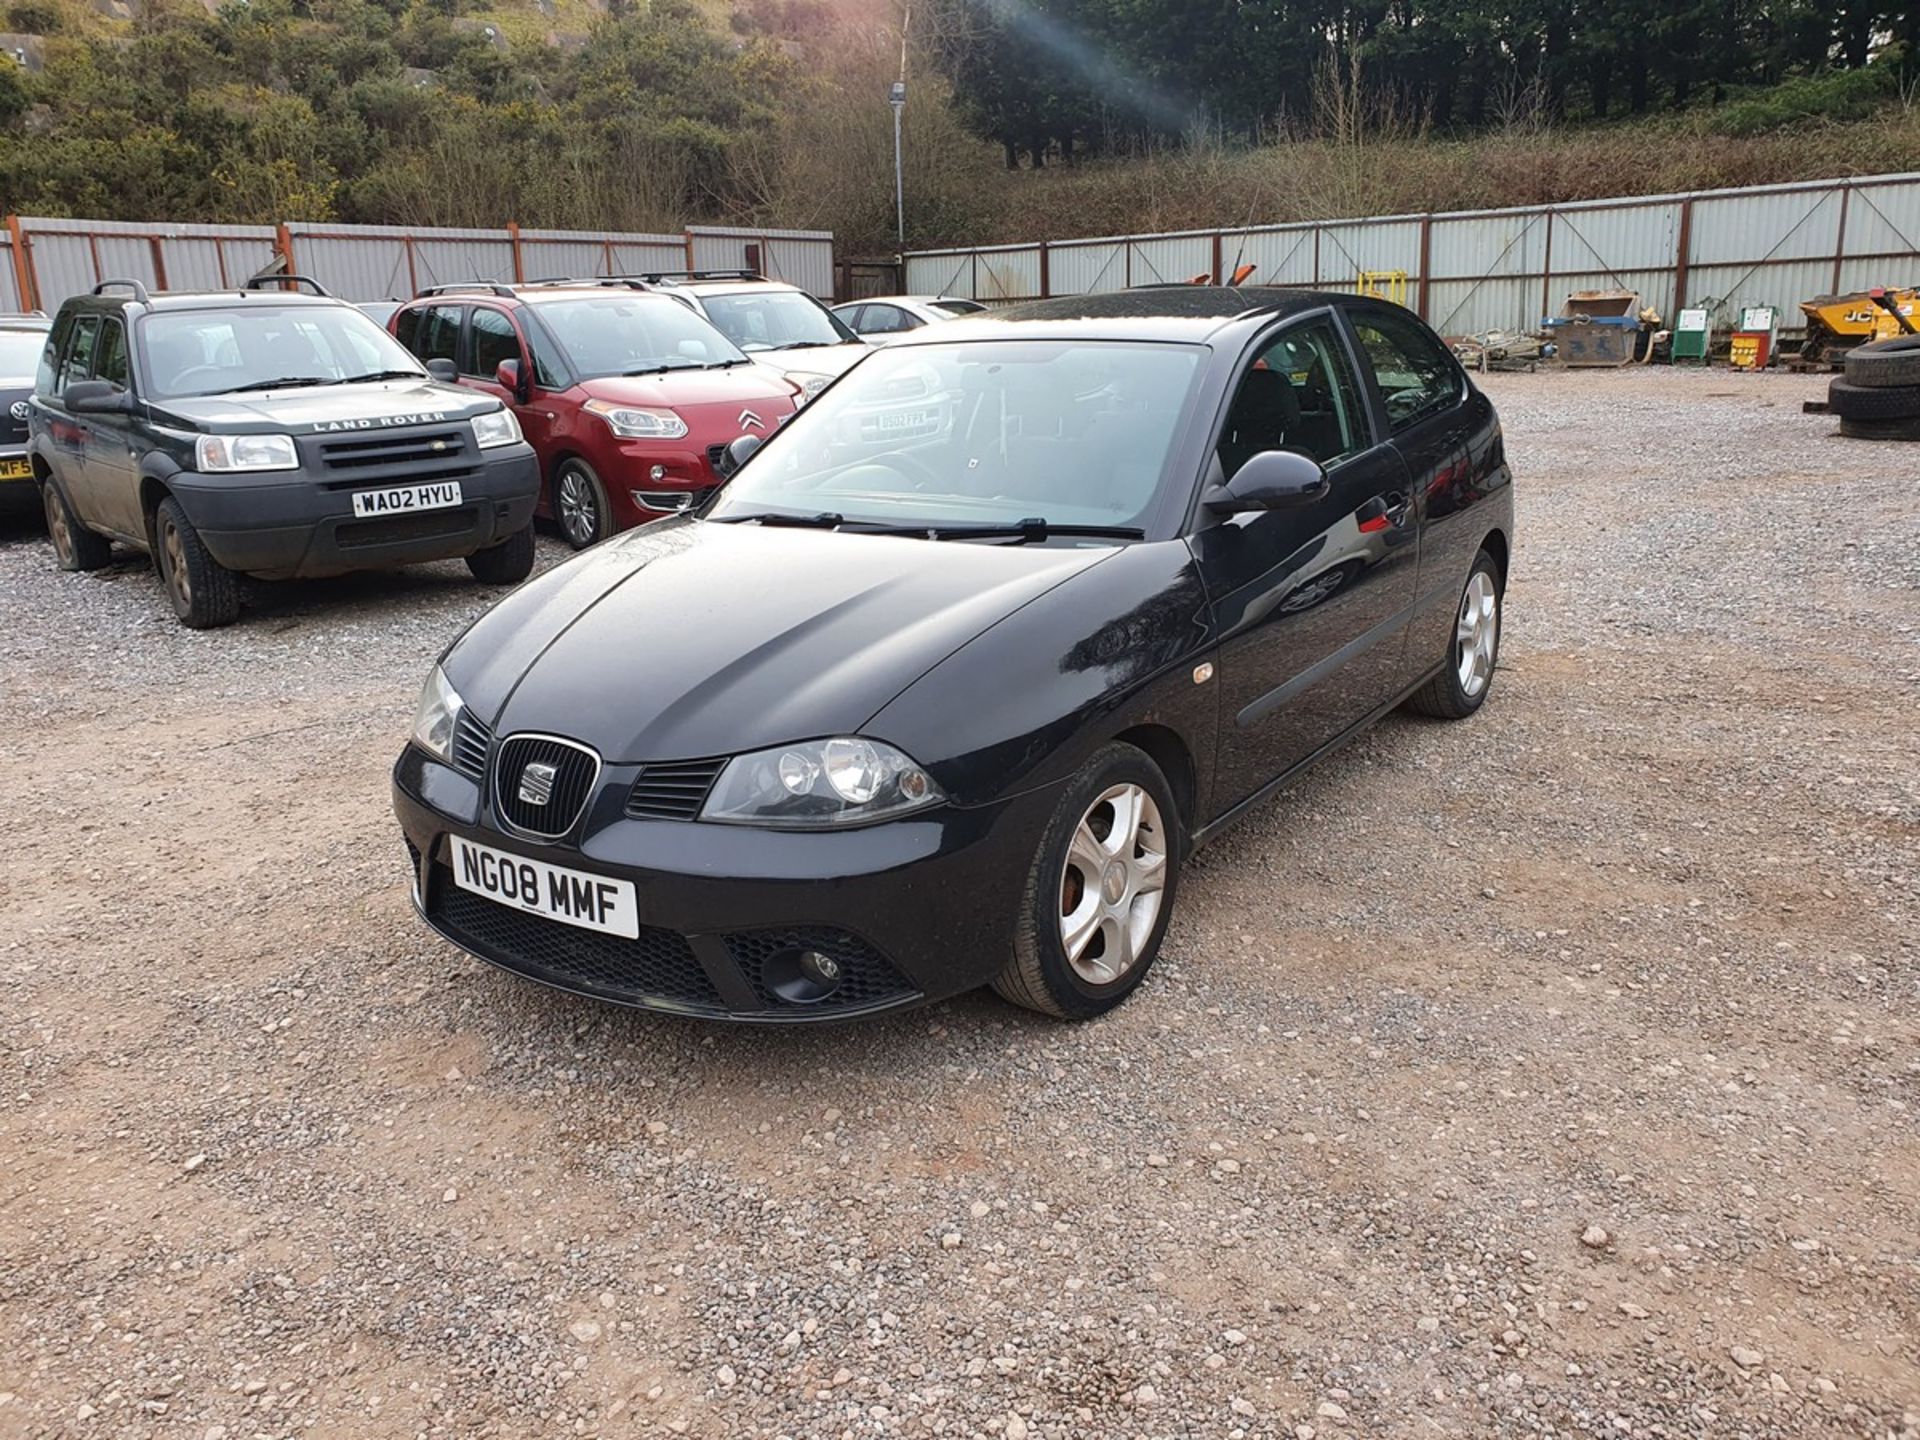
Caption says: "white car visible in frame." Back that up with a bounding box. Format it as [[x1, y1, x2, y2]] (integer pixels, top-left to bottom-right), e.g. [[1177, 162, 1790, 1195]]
[[638, 271, 869, 402], [831, 295, 989, 343]]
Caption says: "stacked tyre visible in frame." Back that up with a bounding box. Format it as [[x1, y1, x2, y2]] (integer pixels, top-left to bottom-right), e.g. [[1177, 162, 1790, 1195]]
[[1828, 337, 1920, 441]]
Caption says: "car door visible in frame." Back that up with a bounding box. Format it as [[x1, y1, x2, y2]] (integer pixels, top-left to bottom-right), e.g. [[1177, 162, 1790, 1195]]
[[83, 314, 144, 537], [466, 304, 555, 459], [46, 314, 105, 521], [1340, 301, 1484, 686], [1188, 312, 1420, 810]]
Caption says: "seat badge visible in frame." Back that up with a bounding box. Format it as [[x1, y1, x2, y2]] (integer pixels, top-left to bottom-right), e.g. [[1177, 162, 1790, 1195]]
[[517, 761, 558, 807]]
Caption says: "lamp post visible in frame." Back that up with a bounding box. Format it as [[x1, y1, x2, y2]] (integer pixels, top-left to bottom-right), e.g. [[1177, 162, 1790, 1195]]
[[889, 80, 906, 249]]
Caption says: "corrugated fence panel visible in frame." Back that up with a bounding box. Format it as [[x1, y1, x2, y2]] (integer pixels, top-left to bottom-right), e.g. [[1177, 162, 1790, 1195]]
[[1427, 279, 1544, 339], [410, 238, 517, 291], [1683, 259, 1837, 326], [1551, 201, 1683, 273], [1223, 227, 1317, 286], [973, 248, 1042, 301], [609, 239, 693, 275], [1690, 186, 1844, 266], [290, 234, 417, 301], [519, 238, 607, 280], [0, 243, 18, 311], [686, 228, 835, 296], [1125, 234, 1212, 287], [162, 236, 278, 291], [1841, 177, 1920, 259], [1049, 242, 1127, 295], [27, 233, 105, 312], [1429, 212, 1548, 283], [903, 252, 976, 298], [1316, 218, 1423, 284]]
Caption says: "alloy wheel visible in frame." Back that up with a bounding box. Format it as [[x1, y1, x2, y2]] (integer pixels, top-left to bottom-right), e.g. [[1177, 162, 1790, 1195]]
[[160, 514, 191, 611], [43, 486, 73, 566], [1058, 783, 1168, 986], [1455, 570, 1498, 698], [557, 468, 600, 547]]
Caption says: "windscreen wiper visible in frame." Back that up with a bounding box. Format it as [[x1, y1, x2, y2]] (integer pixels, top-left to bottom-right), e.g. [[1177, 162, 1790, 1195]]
[[710, 510, 847, 528], [920, 519, 1146, 543], [337, 369, 424, 384], [622, 361, 704, 376], [705, 358, 752, 369], [774, 341, 833, 351], [217, 376, 332, 394]]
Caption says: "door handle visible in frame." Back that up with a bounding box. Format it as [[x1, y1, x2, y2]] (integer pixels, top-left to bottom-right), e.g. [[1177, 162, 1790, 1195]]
[[1355, 492, 1410, 533]]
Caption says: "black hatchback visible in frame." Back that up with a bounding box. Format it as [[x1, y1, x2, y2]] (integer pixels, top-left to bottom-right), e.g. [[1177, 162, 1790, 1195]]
[[392, 288, 1513, 1023], [28, 278, 541, 628]]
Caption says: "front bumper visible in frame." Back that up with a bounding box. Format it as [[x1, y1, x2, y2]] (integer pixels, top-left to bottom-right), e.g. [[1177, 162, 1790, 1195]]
[[391, 747, 1058, 1023], [170, 445, 540, 579]]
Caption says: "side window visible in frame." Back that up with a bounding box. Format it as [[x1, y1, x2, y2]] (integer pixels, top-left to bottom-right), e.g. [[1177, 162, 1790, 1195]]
[[37, 313, 70, 394], [1217, 318, 1368, 478], [56, 316, 101, 395], [92, 319, 129, 389], [861, 305, 914, 335], [469, 307, 521, 378], [417, 305, 463, 366], [393, 306, 422, 354], [1348, 308, 1462, 432], [837, 305, 866, 331]]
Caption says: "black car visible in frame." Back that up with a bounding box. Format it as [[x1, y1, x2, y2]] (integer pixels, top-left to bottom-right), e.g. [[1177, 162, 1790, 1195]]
[[392, 288, 1513, 1023], [28, 278, 542, 628], [0, 312, 51, 514]]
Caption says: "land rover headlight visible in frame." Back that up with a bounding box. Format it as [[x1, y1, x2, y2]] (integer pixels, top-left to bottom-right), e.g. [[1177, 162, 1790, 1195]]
[[195, 433, 298, 472], [702, 737, 942, 828], [472, 408, 522, 449], [410, 664, 465, 764]]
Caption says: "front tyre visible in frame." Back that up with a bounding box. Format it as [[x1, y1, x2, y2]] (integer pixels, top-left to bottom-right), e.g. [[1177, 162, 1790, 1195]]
[[993, 742, 1180, 1020], [43, 480, 112, 572], [1405, 547, 1502, 719], [466, 523, 535, 585], [554, 459, 610, 550], [154, 496, 241, 629]]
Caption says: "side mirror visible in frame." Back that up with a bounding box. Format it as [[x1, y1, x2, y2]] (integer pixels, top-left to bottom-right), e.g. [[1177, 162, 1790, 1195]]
[[65, 380, 132, 416], [1204, 450, 1329, 514], [720, 433, 762, 477], [494, 358, 527, 402], [425, 357, 459, 384]]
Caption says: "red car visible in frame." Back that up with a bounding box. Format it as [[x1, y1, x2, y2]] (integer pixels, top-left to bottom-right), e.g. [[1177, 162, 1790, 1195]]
[[389, 282, 801, 547]]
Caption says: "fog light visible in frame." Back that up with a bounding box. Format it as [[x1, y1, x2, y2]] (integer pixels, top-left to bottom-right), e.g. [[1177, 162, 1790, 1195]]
[[630, 490, 694, 513], [799, 950, 842, 988], [649, 464, 666, 481], [762, 945, 846, 1003]]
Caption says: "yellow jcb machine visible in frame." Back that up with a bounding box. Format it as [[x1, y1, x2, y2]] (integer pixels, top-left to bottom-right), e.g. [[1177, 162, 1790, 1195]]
[[1798, 286, 1919, 368]]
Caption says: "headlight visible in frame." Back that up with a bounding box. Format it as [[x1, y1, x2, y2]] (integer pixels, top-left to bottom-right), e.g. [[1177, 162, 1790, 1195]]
[[788, 373, 831, 405], [702, 737, 943, 828], [584, 399, 688, 440], [195, 433, 297, 473], [410, 665, 464, 764], [471, 408, 522, 449]]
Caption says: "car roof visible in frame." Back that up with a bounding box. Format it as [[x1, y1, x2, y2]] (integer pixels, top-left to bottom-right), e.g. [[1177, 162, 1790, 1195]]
[[64, 289, 351, 314], [887, 286, 1361, 345]]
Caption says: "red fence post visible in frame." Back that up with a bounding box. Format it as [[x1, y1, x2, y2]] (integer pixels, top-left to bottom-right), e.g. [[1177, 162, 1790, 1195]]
[[6, 215, 36, 311], [1673, 199, 1694, 313], [1417, 215, 1433, 319], [276, 222, 296, 277], [1540, 210, 1555, 324], [1831, 184, 1850, 294], [1040, 241, 1050, 298], [147, 235, 169, 291], [507, 221, 525, 284]]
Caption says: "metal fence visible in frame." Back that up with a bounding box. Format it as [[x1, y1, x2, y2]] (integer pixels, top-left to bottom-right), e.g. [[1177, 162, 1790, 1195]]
[[0, 217, 837, 312], [903, 172, 1920, 336]]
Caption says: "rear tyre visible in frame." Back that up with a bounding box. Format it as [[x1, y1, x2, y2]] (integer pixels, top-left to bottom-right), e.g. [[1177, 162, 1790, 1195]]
[[42, 480, 112, 572], [1843, 337, 1920, 389], [1405, 548, 1502, 720], [1839, 414, 1920, 441], [992, 742, 1180, 1020], [154, 496, 240, 629], [466, 523, 535, 585], [554, 459, 610, 550], [1826, 378, 1920, 421]]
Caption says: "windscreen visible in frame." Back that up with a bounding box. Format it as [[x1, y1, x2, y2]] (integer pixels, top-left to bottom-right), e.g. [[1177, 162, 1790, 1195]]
[[931, 300, 987, 316], [700, 291, 856, 351], [0, 327, 48, 380], [535, 295, 747, 377], [140, 305, 425, 399], [707, 340, 1204, 530]]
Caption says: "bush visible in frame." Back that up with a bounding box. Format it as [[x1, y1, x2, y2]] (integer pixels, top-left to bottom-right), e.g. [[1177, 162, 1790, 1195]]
[[1712, 66, 1897, 137], [5, 0, 60, 33]]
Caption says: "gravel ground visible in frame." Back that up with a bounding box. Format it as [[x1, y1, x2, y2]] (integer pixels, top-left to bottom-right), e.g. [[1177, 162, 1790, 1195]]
[[0, 367, 1915, 1440]]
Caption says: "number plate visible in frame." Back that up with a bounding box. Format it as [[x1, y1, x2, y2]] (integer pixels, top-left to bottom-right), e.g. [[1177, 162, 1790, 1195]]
[[0, 456, 31, 482], [449, 836, 639, 939], [352, 479, 463, 518]]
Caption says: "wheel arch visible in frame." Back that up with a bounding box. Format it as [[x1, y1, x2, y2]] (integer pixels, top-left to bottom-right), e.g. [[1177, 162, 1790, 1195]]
[[1479, 526, 1510, 588], [1110, 722, 1198, 846]]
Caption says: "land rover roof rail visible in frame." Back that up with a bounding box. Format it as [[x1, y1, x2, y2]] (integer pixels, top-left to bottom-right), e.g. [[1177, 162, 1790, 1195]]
[[415, 282, 516, 299], [92, 278, 152, 304], [522, 277, 650, 291], [245, 274, 334, 297], [617, 270, 767, 285]]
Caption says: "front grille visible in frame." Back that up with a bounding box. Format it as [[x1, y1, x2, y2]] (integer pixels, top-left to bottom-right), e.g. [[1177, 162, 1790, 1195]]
[[626, 758, 726, 820], [320, 430, 471, 472], [705, 442, 731, 476], [494, 734, 599, 838], [433, 877, 721, 1008], [336, 507, 476, 549], [451, 709, 492, 780], [728, 927, 918, 1011]]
